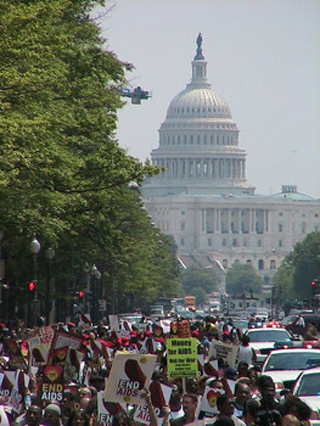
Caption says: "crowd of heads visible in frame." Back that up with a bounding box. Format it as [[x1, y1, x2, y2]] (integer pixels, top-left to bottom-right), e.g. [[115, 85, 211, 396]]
[[0, 314, 314, 426]]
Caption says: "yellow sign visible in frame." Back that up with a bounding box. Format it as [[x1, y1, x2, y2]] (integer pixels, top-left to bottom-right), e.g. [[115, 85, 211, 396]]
[[167, 338, 198, 378]]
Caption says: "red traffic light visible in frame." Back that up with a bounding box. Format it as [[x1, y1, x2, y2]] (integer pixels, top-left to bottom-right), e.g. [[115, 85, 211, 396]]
[[79, 291, 84, 298], [312, 282, 316, 286], [29, 282, 35, 291]]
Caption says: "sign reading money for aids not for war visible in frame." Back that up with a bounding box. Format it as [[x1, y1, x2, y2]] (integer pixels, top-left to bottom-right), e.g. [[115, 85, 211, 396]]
[[166, 338, 198, 378], [103, 353, 157, 405]]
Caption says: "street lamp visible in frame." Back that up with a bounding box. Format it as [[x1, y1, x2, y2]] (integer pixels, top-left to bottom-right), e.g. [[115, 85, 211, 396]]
[[30, 235, 41, 325], [91, 264, 101, 324], [46, 247, 55, 324]]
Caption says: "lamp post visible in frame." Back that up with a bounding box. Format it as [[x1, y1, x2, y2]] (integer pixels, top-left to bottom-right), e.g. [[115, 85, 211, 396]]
[[91, 264, 101, 324], [45, 247, 55, 324], [30, 236, 41, 325]]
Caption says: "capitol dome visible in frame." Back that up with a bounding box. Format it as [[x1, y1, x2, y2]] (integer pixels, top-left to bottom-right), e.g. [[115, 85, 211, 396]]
[[162, 33, 235, 127], [144, 33, 255, 198], [166, 87, 232, 120]]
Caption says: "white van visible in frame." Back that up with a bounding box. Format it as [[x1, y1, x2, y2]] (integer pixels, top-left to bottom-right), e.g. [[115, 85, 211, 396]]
[[150, 305, 165, 319]]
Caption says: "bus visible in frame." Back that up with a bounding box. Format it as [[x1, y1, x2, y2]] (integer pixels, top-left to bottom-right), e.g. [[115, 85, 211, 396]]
[[185, 295, 196, 311]]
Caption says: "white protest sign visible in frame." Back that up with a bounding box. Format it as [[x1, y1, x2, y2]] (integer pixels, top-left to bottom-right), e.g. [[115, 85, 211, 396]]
[[103, 352, 157, 405], [208, 341, 239, 368]]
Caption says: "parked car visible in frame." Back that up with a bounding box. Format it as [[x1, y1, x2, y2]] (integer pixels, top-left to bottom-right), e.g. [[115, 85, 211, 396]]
[[281, 313, 320, 336], [245, 327, 301, 365], [262, 348, 320, 395]]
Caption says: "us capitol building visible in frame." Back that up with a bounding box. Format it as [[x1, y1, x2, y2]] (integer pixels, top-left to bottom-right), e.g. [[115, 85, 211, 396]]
[[142, 34, 320, 285]]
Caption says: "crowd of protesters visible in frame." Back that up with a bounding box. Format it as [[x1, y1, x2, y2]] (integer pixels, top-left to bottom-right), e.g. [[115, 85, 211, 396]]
[[0, 314, 315, 426]]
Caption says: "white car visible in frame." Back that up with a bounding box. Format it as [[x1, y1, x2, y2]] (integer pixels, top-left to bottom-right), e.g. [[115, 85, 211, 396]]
[[262, 348, 320, 396], [245, 327, 299, 364], [293, 367, 320, 424]]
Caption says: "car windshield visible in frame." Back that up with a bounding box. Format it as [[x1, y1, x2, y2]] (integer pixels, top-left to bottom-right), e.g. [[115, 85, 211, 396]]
[[295, 372, 320, 396], [281, 315, 297, 325], [247, 330, 291, 343], [264, 352, 320, 371]]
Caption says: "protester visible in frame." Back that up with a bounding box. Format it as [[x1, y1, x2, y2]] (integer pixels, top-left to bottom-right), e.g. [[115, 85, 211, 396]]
[[42, 404, 63, 426], [255, 375, 281, 426], [237, 336, 256, 367], [164, 393, 198, 426], [67, 410, 90, 426], [214, 395, 246, 426], [233, 381, 251, 418]]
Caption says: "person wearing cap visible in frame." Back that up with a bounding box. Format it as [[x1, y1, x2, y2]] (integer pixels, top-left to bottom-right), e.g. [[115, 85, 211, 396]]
[[42, 404, 62, 426]]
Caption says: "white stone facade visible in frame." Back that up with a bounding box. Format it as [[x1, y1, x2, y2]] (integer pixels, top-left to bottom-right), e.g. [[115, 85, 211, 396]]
[[142, 36, 320, 280]]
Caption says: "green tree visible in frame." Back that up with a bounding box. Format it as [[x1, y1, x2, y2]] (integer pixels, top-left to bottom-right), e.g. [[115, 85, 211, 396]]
[[274, 232, 320, 300], [180, 266, 218, 304], [0, 0, 179, 319], [226, 263, 262, 297]]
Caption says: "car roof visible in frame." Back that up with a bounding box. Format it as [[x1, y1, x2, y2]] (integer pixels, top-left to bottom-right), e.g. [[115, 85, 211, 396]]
[[266, 348, 320, 355], [298, 367, 320, 375], [246, 327, 288, 332]]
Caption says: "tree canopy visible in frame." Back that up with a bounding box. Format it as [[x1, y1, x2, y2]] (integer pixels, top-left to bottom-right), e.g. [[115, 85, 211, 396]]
[[0, 0, 180, 320], [180, 266, 218, 305], [273, 232, 320, 300], [225, 263, 262, 297]]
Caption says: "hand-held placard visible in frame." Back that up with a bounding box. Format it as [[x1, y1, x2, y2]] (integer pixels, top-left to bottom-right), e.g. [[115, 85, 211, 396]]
[[124, 359, 146, 390]]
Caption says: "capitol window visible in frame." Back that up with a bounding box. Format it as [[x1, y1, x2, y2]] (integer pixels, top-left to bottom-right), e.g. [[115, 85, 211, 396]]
[[208, 238, 212, 246], [270, 260, 276, 270], [181, 238, 185, 246]]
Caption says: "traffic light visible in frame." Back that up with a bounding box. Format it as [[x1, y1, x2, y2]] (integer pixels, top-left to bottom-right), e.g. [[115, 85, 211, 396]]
[[29, 282, 35, 292], [78, 291, 84, 304], [311, 279, 320, 298]]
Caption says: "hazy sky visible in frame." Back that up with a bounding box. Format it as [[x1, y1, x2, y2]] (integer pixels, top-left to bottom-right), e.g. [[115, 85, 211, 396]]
[[96, 0, 320, 198]]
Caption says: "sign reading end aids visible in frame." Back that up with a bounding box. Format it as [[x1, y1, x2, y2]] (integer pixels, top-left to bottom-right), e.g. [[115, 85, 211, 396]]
[[167, 338, 198, 378]]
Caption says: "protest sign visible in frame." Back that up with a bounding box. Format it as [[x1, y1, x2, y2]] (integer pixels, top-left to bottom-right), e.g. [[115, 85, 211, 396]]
[[28, 326, 54, 365], [108, 315, 120, 332], [134, 382, 172, 426], [97, 391, 124, 426], [166, 338, 198, 378], [198, 386, 224, 416], [208, 340, 239, 368], [8, 370, 29, 414], [103, 352, 156, 405], [6, 340, 27, 369], [39, 365, 64, 404], [203, 359, 219, 377], [50, 330, 83, 352], [170, 320, 191, 338], [64, 348, 84, 382]]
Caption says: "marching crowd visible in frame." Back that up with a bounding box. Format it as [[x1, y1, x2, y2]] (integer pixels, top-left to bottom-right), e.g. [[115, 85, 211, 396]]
[[0, 315, 315, 426]]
